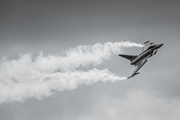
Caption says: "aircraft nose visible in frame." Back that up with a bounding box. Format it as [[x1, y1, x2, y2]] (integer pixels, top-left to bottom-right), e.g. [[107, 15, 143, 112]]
[[158, 43, 164, 48]]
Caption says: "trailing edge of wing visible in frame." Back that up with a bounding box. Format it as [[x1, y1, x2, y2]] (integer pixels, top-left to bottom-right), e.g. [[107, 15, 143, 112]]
[[119, 54, 136, 61]]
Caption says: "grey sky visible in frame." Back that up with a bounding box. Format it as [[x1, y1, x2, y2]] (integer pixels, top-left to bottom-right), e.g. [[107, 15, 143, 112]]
[[0, 0, 180, 120]]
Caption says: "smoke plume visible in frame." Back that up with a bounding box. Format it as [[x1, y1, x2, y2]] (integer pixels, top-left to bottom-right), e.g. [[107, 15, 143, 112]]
[[0, 41, 143, 103]]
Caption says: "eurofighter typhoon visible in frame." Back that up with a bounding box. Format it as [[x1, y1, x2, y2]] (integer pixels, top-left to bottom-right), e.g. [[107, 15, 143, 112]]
[[119, 41, 163, 79]]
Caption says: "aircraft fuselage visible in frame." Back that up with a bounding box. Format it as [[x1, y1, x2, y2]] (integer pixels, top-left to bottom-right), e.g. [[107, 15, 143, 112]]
[[131, 43, 163, 65], [119, 41, 163, 79]]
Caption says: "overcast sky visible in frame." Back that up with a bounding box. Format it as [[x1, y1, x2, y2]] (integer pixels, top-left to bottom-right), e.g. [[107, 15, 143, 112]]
[[0, 0, 180, 120]]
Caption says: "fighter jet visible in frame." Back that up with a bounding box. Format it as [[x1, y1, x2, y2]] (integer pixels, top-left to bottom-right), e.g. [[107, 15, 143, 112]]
[[119, 41, 163, 79]]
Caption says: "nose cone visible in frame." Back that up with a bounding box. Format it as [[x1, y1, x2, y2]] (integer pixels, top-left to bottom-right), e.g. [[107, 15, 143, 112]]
[[157, 43, 164, 48], [159, 43, 164, 47]]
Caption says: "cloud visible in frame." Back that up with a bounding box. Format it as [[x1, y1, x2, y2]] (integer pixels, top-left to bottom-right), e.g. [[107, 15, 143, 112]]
[[0, 41, 143, 103], [78, 90, 180, 120]]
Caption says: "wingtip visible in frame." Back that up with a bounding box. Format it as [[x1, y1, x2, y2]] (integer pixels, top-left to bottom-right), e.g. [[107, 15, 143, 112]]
[[127, 76, 132, 79], [144, 40, 150, 44]]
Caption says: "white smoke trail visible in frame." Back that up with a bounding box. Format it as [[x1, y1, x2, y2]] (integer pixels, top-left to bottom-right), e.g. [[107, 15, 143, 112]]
[[0, 69, 126, 103], [0, 41, 143, 103]]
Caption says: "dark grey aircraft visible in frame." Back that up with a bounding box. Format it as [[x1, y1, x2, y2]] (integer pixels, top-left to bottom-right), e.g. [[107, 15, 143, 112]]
[[119, 41, 163, 79]]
